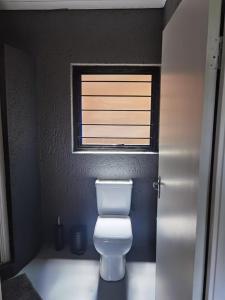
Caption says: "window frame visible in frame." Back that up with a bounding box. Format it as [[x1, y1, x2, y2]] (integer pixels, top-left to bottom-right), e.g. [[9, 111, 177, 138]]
[[72, 65, 160, 152]]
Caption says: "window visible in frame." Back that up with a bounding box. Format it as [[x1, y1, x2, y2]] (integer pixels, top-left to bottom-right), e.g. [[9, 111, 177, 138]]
[[72, 65, 160, 152]]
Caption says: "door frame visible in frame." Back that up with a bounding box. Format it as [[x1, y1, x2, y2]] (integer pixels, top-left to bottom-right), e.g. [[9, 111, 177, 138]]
[[192, 0, 223, 299], [0, 105, 10, 265], [205, 13, 225, 299], [0, 45, 14, 275], [0, 278, 2, 300]]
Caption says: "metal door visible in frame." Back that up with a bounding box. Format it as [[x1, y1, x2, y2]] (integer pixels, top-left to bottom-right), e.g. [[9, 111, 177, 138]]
[[155, 0, 222, 299]]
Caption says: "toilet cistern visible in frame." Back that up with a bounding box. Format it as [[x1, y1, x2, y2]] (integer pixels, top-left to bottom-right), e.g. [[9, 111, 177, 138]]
[[93, 179, 133, 281]]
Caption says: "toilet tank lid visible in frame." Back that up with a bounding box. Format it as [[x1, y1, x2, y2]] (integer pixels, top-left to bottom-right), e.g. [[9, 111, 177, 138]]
[[95, 179, 133, 185]]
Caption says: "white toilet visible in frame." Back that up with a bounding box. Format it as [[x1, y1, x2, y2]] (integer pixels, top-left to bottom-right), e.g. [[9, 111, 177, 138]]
[[93, 179, 133, 281]]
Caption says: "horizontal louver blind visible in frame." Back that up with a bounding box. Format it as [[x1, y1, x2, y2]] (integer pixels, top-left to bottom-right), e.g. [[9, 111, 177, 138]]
[[80, 74, 152, 146]]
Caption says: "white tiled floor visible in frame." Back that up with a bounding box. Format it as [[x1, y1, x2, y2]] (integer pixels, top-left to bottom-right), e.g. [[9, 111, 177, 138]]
[[21, 248, 156, 300], [126, 262, 156, 300]]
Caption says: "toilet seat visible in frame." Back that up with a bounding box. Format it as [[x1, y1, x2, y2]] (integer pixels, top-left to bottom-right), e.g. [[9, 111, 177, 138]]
[[94, 216, 132, 241]]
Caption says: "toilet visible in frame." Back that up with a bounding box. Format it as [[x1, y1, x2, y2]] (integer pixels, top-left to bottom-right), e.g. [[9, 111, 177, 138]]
[[93, 179, 133, 281]]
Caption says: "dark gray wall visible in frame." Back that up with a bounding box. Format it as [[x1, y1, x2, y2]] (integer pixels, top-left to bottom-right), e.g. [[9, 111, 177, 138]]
[[3, 45, 41, 276], [0, 10, 162, 262], [164, 0, 183, 27]]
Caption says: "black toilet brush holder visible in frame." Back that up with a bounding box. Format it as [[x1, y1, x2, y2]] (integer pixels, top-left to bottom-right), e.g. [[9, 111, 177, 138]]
[[54, 216, 64, 251]]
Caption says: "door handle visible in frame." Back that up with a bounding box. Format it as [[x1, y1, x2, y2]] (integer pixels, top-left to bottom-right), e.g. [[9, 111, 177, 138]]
[[153, 176, 162, 199]]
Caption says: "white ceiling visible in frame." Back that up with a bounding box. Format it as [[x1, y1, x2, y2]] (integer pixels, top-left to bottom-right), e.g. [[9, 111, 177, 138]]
[[0, 0, 166, 10]]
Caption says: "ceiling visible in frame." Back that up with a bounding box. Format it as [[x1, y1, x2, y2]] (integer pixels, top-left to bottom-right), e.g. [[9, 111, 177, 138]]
[[0, 0, 166, 10]]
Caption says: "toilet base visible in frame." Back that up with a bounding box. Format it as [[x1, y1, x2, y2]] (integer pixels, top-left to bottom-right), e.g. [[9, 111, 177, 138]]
[[100, 255, 126, 281]]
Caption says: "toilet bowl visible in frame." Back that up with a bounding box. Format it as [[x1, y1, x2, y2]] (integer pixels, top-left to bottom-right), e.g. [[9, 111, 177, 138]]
[[93, 179, 133, 281], [94, 216, 132, 281]]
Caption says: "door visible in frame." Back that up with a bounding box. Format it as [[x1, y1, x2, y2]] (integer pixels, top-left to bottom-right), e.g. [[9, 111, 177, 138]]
[[0, 44, 41, 278], [156, 0, 222, 299]]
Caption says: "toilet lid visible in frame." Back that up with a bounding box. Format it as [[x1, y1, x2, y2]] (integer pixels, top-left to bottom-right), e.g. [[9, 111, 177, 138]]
[[94, 216, 132, 240]]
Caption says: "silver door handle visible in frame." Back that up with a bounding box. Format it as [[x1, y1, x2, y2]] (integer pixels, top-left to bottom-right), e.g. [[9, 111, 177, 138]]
[[153, 176, 162, 198]]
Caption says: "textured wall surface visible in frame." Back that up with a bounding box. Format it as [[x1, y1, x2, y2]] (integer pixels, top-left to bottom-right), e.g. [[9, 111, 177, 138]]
[[3, 45, 41, 275], [0, 10, 162, 261]]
